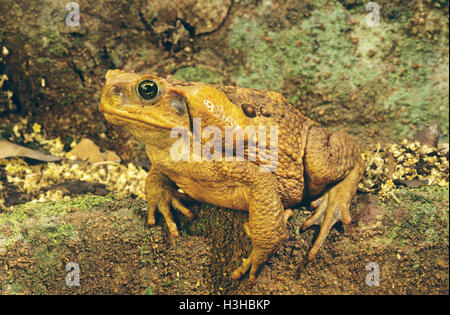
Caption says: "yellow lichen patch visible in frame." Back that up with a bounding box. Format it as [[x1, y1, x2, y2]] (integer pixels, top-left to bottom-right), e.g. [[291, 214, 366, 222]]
[[8, 118, 66, 157], [1, 120, 147, 209], [359, 139, 449, 200], [1, 158, 147, 208]]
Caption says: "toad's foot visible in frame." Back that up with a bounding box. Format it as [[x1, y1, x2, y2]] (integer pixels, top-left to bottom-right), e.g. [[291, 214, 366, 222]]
[[231, 251, 260, 284], [231, 243, 282, 284], [301, 165, 361, 261], [300, 192, 343, 261], [146, 170, 195, 238], [231, 210, 290, 283]]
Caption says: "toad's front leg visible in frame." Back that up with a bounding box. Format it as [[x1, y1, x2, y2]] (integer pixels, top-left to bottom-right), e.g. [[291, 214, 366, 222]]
[[230, 169, 287, 283], [145, 166, 195, 238]]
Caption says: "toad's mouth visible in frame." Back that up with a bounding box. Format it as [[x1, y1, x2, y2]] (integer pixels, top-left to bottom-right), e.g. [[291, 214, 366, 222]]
[[99, 96, 179, 130]]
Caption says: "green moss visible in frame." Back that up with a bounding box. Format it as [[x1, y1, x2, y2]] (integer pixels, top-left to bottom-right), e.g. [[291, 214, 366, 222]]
[[173, 66, 223, 84], [144, 285, 153, 295], [383, 186, 449, 246], [0, 194, 115, 294], [0, 194, 113, 248], [227, 2, 448, 139], [37, 224, 76, 246], [227, 5, 380, 97]]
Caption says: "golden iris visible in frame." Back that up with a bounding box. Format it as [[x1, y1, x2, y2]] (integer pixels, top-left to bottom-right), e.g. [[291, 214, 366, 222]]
[[137, 80, 159, 100]]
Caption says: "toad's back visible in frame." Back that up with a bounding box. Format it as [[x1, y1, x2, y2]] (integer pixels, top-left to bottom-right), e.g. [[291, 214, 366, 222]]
[[213, 84, 319, 206]]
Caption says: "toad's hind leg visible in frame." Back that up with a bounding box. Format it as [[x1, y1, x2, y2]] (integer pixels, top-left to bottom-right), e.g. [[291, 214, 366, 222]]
[[302, 127, 364, 261], [229, 167, 287, 283]]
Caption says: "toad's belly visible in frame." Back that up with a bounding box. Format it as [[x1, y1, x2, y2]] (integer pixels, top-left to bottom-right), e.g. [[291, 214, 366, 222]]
[[173, 176, 250, 211]]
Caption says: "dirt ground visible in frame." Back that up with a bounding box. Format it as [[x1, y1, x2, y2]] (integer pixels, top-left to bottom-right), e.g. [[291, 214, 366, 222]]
[[0, 188, 447, 295]]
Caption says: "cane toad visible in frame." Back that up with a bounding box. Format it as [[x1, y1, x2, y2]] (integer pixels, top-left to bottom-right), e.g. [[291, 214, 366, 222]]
[[99, 70, 364, 283]]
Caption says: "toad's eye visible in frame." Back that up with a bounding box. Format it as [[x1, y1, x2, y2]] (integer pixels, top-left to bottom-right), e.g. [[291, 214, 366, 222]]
[[137, 80, 159, 100]]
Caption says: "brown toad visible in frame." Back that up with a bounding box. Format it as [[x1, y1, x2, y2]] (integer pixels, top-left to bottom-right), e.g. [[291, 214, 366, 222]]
[[99, 70, 364, 282]]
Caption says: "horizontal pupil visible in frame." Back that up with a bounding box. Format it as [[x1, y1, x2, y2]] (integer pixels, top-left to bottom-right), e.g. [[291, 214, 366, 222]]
[[138, 80, 158, 99], [143, 84, 154, 93]]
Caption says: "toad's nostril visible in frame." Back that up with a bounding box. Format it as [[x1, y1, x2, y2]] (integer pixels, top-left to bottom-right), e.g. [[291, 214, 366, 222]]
[[110, 85, 121, 95]]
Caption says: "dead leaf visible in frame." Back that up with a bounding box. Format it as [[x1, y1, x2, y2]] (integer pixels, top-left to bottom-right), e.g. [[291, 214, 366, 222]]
[[103, 150, 121, 163], [68, 138, 121, 163], [394, 179, 428, 188], [0, 140, 62, 162]]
